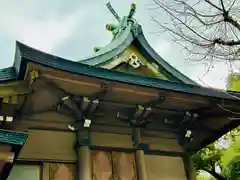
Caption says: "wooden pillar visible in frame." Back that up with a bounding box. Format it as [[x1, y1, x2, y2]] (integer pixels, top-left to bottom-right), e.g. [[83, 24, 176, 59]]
[[183, 153, 196, 180], [134, 127, 147, 180], [76, 130, 92, 180], [42, 163, 50, 180], [79, 146, 92, 180]]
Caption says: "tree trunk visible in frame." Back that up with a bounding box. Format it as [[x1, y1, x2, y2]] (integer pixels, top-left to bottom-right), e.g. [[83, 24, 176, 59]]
[[204, 169, 226, 180]]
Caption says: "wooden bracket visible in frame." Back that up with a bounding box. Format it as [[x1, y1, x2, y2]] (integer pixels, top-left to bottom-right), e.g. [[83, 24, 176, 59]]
[[180, 111, 199, 125], [179, 112, 196, 148], [29, 70, 39, 85], [131, 105, 151, 124], [81, 84, 110, 117], [144, 95, 165, 108], [89, 83, 111, 101], [81, 96, 99, 117], [117, 105, 152, 126]]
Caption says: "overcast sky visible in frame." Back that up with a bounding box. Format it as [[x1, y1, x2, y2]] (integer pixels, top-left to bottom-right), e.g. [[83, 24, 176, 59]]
[[0, 0, 239, 89]]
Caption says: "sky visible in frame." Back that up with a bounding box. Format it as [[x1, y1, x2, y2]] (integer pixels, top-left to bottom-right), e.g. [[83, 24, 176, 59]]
[[0, 0, 239, 89]]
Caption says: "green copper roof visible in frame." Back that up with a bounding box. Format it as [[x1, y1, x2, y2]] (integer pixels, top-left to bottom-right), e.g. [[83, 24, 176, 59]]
[[0, 67, 16, 82], [0, 129, 28, 145], [1, 2, 197, 86], [0, 40, 238, 155], [0, 41, 236, 102], [80, 19, 135, 66], [78, 4, 197, 85]]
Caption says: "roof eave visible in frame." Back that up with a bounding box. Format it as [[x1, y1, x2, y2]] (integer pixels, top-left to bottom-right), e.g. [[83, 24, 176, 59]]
[[135, 26, 198, 85], [2, 41, 239, 101], [192, 120, 239, 153]]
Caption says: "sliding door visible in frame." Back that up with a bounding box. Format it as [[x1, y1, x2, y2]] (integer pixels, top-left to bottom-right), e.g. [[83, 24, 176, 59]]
[[49, 163, 76, 180], [7, 165, 40, 180], [92, 151, 136, 180]]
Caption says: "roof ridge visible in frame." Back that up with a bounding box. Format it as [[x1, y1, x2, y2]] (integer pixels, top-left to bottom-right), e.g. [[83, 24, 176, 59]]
[[79, 23, 134, 65]]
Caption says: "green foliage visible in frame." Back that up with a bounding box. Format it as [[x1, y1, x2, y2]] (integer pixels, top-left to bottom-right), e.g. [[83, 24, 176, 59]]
[[222, 156, 240, 180], [228, 74, 240, 92], [227, 156, 240, 180], [193, 126, 240, 180], [192, 143, 222, 173], [221, 135, 240, 167]]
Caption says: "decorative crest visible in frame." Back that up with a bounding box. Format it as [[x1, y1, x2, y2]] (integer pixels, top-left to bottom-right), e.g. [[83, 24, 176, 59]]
[[106, 2, 121, 21], [105, 2, 136, 39], [106, 1, 136, 21], [94, 2, 137, 52]]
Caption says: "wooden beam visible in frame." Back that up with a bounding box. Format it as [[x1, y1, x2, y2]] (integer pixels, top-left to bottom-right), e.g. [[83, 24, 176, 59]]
[[39, 71, 209, 105], [134, 128, 148, 180], [0, 152, 14, 163], [0, 81, 31, 98], [42, 163, 50, 180]]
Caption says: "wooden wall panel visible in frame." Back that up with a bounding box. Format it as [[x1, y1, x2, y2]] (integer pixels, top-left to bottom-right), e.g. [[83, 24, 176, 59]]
[[112, 152, 136, 180], [92, 151, 113, 180], [91, 151, 137, 180], [7, 165, 40, 180], [145, 155, 186, 180], [28, 112, 74, 123], [49, 163, 75, 180], [142, 136, 183, 152], [19, 130, 76, 161], [142, 129, 179, 139], [91, 132, 133, 148]]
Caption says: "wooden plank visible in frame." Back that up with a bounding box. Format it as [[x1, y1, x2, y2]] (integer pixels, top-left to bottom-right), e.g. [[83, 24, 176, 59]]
[[92, 151, 113, 180], [49, 163, 75, 180], [0, 152, 14, 163], [7, 165, 41, 180], [0, 81, 30, 97], [91, 132, 133, 148], [26, 63, 210, 106], [142, 136, 183, 152], [18, 130, 76, 161], [43, 163, 50, 180], [145, 155, 186, 180], [112, 152, 136, 180]]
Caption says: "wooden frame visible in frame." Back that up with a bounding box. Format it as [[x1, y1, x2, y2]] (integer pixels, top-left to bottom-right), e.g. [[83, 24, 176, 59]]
[[90, 145, 188, 180], [8, 161, 42, 180], [91, 147, 137, 180]]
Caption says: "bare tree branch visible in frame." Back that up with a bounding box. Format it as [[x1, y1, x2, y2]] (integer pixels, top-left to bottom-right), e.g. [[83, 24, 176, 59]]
[[204, 0, 223, 11], [228, 0, 237, 11], [150, 0, 240, 64], [153, 0, 212, 42], [214, 39, 240, 46], [224, 15, 240, 31], [219, 0, 226, 12]]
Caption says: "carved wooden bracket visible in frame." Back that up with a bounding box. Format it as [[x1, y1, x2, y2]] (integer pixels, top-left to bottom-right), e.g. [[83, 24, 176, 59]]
[[29, 70, 39, 85]]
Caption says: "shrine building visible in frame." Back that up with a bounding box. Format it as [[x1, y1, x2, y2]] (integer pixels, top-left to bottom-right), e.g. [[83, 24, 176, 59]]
[[0, 2, 239, 180]]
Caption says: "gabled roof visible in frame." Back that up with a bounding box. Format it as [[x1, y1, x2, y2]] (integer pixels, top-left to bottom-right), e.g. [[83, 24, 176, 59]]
[[0, 67, 17, 82], [1, 2, 198, 86], [79, 17, 197, 85], [0, 41, 239, 153], [0, 41, 237, 101]]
